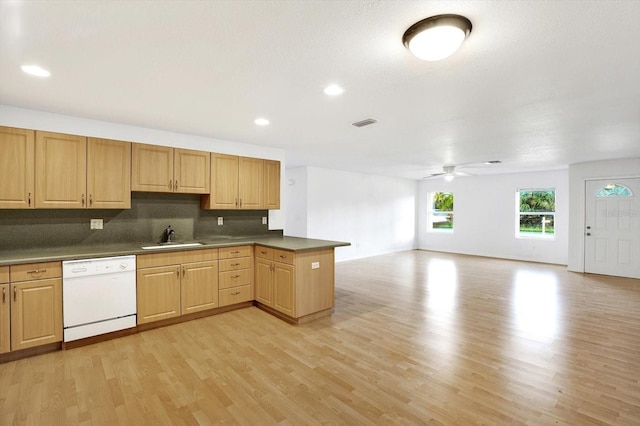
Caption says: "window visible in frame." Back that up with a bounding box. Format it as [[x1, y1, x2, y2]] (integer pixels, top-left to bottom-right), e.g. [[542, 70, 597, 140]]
[[517, 189, 555, 238], [428, 192, 454, 231], [596, 183, 632, 197]]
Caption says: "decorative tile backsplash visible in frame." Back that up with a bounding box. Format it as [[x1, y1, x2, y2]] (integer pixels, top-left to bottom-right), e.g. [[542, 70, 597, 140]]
[[0, 192, 277, 250]]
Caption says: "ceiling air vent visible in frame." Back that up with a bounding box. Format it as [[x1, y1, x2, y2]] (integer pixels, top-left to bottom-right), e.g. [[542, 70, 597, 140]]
[[352, 118, 377, 127]]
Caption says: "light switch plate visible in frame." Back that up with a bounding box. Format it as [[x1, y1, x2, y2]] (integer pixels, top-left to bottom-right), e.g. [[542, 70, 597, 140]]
[[217, 217, 224, 225], [311, 262, 320, 269], [90, 218, 103, 230]]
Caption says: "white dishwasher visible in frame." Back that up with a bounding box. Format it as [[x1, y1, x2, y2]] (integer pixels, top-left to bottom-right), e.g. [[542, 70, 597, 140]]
[[62, 255, 137, 342]]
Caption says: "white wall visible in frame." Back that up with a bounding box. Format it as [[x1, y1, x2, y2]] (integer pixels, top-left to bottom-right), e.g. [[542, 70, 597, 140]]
[[284, 167, 308, 237], [284, 166, 417, 262], [418, 170, 569, 265], [0, 105, 287, 229], [567, 158, 640, 272]]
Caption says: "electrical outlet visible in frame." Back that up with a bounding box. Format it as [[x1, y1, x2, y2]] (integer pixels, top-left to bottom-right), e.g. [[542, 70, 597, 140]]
[[217, 217, 224, 225], [311, 262, 320, 269], [262, 216, 268, 225], [90, 219, 103, 230]]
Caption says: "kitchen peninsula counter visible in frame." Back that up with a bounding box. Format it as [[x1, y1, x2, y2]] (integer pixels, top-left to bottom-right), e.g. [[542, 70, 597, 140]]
[[0, 236, 350, 266]]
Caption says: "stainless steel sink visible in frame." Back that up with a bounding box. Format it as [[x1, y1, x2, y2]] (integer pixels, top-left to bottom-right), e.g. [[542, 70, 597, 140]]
[[141, 242, 203, 250]]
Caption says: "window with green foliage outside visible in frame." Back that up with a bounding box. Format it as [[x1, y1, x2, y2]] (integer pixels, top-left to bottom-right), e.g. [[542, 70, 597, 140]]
[[517, 189, 555, 238], [429, 192, 454, 231]]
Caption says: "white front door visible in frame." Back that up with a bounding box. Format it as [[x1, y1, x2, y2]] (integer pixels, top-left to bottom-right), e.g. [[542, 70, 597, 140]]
[[584, 178, 640, 279]]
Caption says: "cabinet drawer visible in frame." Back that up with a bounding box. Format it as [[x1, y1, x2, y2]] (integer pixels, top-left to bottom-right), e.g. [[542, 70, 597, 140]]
[[219, 285, 253, 306], [219, 269, 252, 289], [0, 266, 8, 284], [219, 245, 252, 259], [10, 261, 62, 282], [255, 245, 274, 260], [137, 248, 218, 269], [274, 249, 295, 265], [219, 257, 252, 272]]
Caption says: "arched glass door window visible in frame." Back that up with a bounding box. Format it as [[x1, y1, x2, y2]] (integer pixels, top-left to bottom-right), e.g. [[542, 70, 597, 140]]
[[595, 184, 633, 197]]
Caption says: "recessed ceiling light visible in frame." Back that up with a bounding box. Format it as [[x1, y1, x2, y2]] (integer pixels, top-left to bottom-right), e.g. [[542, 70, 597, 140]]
[[21, 64, 51, 77], [254, 118, 270, 126], [324, 84, 344, 96], [403, 14, 472, 61]]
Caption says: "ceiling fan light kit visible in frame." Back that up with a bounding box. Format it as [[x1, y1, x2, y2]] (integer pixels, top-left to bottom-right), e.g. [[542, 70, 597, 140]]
[[403, 14, 472, 61]]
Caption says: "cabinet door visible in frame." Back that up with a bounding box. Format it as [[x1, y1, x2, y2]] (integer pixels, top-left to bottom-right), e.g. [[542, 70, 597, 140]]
[[174, 148, 210, 194], [238, 157, 263, 209], [131, 143, 174, 192], [0, 126, 35, 209], [205, 153, 239, 209], [273, 262, 295, 317], [0, 284, 9, 354], [11, 278, 63, 351], [255, 258, 274, 307], [137, 266, 181, 324], [264, 160, 281, 210], [181, 260, 218, 315], [35, 131, 86, 208], [87, 138, 131, 208]]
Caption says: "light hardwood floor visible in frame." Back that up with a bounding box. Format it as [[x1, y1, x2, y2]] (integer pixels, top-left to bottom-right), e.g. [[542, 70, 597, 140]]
[[1, 250, 639, 425]]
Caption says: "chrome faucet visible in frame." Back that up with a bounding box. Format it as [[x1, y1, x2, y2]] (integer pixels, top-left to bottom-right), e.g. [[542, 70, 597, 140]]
[[163, 225, 175, 243]]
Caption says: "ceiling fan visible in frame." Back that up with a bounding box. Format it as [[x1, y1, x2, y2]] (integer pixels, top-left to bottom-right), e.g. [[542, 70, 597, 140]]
[[423, 161, 501, 181]]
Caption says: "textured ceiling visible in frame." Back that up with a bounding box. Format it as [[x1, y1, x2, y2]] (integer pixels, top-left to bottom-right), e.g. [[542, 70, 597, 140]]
[[1, 0, 639, 179]]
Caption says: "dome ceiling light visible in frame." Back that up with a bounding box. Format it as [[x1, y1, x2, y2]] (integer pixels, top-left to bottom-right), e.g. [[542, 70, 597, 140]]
[[402, 14, 472, 61]]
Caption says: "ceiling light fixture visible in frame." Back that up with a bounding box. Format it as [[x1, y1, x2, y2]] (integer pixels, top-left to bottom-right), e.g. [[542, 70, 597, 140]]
[[403, 14, 472, 61], [21, 64, 51, 77], [254, 118, 269, 126], [324, 84, 344, 96], [444, 173, 455, 182]]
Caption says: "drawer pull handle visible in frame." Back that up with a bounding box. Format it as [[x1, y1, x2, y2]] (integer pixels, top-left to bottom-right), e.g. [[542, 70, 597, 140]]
[[279, 255, 287, 259], [231, 275, 240, 278], [231, 263, 240, 267], [231, 251, 240, 254], [27, 269, 46, 275], [260, 251, 267, 254], [231, 291, 240, 296]]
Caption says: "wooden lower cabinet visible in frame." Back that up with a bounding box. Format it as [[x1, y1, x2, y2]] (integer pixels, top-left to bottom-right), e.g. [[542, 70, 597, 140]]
[[255, 249, 295, 317], [0, 282, 9, 354], [255, 258, 274, 306], [136, 249, 219, 325], [273, 262, 294, 317], [218, 246, 253, 307], [255, 246, 335, 321], [181, 260, 218, 315], [11, 278, 63, 351], [2, 262, 63, 353], [136, 265, 182, 324]]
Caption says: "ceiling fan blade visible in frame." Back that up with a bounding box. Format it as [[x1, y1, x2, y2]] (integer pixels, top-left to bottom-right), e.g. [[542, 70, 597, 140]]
[[422, 173, 445, 179]]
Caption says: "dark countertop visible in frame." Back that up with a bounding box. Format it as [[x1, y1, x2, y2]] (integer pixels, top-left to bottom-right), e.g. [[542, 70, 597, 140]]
[[0, 236, 351, 266]]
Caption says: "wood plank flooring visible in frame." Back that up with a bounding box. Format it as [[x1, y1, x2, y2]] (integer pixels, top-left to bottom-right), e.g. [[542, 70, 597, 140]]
[[1, 250, 639, 425]]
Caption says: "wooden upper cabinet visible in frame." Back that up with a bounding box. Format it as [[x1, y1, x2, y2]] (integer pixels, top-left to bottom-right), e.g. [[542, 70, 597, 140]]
[[87, 138, 131, 209], [202, 154, 266, 210], [174, 148, 210, 194], [238, 156, 264, 209], [0, 126, 35, 209], [131, 143, 209, 194], [264, 160, 281, 210], [203, 153, 240, 209], [131, 143, 174, 192], [35, 131, 87, 209]]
